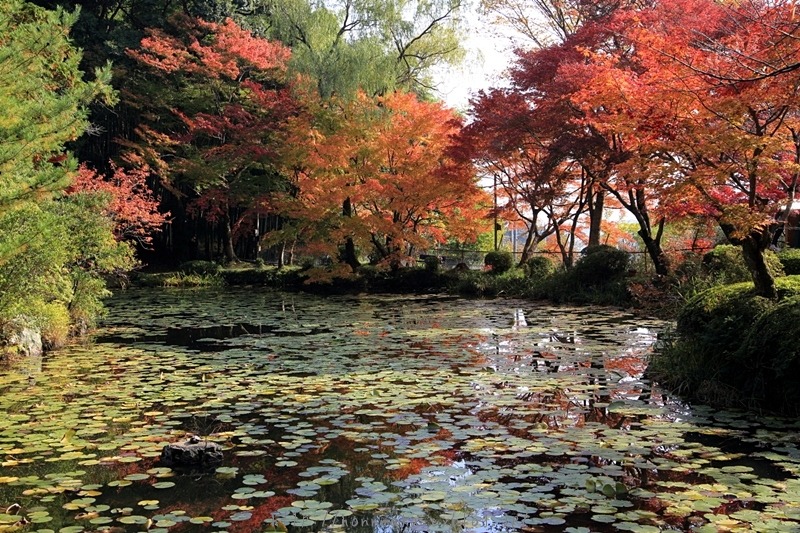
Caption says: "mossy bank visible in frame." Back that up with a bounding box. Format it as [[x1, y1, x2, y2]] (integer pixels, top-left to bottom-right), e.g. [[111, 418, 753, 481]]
[[650, 276, 800, 415]]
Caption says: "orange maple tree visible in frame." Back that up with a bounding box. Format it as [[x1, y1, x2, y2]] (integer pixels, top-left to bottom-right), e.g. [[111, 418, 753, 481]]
[[271, 91, 488, 273], [472, 0, 800, 290], [457, 88, 592, 267], [604, 0, 800, 295]]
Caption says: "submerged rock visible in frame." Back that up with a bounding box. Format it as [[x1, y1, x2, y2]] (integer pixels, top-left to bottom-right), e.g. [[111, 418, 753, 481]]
[[160, 436, 223, 467]]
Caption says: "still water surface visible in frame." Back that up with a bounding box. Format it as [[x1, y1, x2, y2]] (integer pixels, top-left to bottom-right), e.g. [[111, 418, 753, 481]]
[[1, 288, 799, 532]]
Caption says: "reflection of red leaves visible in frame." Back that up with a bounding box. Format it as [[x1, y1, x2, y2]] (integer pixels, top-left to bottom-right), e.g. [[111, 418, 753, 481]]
[[213, 495, 295, 533], [639, 496, 666, 514], [433, 428, 453, 440], [713, 498, 750, 515], [605, 355, 646, 377], [433, 448, 457, 463], [390, 458, 429, 479], [388, 428, 456, 480]]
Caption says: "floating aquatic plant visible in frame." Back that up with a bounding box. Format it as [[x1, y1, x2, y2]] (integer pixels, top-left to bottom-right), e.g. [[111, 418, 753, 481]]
[[0, 288, 798, 531]]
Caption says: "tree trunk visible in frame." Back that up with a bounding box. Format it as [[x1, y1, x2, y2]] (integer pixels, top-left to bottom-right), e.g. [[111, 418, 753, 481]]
[[341, 197, 360, 270], [638, 217, 670, 276], [554, 226, 573, 268], [722, 223, 776, 298], [604, 184, 670, 276], [517, 224, 541, 266], [742, 238, 776, 298], [588, 188, 604, 247], [222, 213, 237, 263], [277, 241, 285, 269]]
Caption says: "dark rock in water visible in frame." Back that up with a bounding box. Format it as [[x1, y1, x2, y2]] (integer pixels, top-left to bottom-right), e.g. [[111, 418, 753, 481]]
[[160, 436, 223, 466]]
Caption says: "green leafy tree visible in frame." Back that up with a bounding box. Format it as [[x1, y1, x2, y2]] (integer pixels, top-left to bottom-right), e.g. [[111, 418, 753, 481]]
[[0, 1, 132, 347], [0, 1, 114, 213], [264, 0, 465, 98]]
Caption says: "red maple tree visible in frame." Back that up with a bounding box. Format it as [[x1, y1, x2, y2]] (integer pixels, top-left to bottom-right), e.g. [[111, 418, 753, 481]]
[[68, 162, 167, 245], [126, 14, 299, 262]]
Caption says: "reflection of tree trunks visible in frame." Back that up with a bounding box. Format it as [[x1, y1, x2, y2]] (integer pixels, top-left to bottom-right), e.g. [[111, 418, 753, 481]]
[[723, 222, 777, 298], [341, 197, 360, 270], [588, 188, 604, 247]]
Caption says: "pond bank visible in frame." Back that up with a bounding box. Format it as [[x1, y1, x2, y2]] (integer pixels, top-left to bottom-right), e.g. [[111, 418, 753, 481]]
[[650, 276, 800, 417], [133, 253, 635, 308]]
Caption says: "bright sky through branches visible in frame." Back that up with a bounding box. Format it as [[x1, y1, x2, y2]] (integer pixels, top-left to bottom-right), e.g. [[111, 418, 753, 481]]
[[433, 14, 513, 111]]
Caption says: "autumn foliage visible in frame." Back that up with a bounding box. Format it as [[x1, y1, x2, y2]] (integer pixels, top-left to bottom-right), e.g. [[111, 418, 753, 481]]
[[21, 0, 800, 298], [270, 90, 488, 272], [68, 163, 167, 245], [459, 0, 800, 295], [126, 14, 299, 262]]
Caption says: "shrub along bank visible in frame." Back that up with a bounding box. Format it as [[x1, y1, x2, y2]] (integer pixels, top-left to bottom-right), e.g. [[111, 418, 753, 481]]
[[134, 245, 634, 304], [650, 276, 800, 415]]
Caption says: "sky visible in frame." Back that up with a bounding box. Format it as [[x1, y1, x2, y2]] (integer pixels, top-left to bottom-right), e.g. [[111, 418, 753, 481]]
[[433, 14, 516, 111]]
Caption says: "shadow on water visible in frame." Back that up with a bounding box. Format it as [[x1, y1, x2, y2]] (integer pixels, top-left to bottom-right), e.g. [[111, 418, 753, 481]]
[[96, 322, 334, 351]]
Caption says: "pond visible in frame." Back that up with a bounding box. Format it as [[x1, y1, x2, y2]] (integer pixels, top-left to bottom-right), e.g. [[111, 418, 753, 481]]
[[1, 288, 799, 533]]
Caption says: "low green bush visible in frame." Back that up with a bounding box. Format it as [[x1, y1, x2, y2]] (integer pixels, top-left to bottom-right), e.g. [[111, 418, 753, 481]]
[[484, 251, 513, 275], [675, 282, 769, 342], [445, 269, 487, 296], [702, 244, 784, 283], [178, 260, 220, 275], [360, 265, 444, 293], [444, 267, 533, 297], [775, 275, 800, 298], [703, 244, 784, 284], [573, 245, 629, 287], [701, 245, 751, 282], [736, 296, 800, 413], [778, 248, 800, 275], [162, 272, 223, 287], [221, 268, 286, 286], [423, 255, 441, 273], [524, 255, 555, 279]]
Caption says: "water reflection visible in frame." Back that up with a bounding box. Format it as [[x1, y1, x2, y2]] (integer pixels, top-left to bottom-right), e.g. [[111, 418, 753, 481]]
[[0, 289, 797, 532]]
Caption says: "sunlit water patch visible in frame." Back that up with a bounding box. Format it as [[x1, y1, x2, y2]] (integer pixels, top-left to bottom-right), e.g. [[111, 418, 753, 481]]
[[1, 288, 800, 532]]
